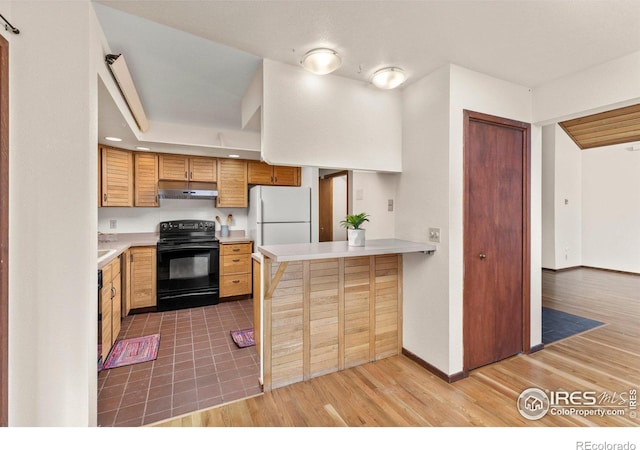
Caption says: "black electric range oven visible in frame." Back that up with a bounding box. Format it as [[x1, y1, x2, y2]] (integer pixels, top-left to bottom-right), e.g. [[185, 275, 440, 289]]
[[156, 220, 220, 312]]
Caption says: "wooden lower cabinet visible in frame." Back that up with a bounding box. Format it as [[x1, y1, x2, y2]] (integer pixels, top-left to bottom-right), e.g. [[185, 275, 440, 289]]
[[262, 254, 402, 391], [100, 256, 122, 363], [219, 242, 253, 298], [129, 246, 157, 309]]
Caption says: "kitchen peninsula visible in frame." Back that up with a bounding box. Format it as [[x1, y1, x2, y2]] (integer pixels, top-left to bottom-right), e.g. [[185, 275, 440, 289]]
[[257, 239, 436, 391]]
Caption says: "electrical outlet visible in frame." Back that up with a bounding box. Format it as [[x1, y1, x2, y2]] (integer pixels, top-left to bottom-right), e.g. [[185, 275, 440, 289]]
[[109, 219, 117, 230], [388, 199, 394, 212], [428, 227, 440, 243]]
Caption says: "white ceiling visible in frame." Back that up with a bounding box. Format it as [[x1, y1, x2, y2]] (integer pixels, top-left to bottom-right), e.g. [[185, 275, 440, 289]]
[[94, 0, 640, 154]]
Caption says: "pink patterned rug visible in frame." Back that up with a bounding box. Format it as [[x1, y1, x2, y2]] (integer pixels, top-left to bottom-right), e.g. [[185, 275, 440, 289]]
[[230, 328, 255, 348], [101, 334, 160, 370]]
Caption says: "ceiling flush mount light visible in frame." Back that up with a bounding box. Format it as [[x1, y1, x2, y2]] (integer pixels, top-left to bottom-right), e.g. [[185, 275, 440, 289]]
[[228, 154, 240, 158], [135, 146, 151, 151], [370, 67, 406, 89], [300, 48, 342, 75], [105, 136, 122, 142]]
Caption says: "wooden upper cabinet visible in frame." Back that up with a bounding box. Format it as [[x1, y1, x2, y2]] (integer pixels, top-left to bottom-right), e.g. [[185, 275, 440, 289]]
[[247, 160, 301, 186], [217, 158, 248, 208], [273, 165, 300, 186], [101, 146, 133, 207], [247, 161, 274, 185], [189, 156, 217, 182], [134, 152, 159, 207], [158, 154, 216, 182], [158, 154, 189, 181]]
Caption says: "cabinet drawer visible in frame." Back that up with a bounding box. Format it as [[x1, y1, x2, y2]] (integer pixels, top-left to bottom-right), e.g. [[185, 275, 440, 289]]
[[220, 242, 252, 255], [220, 273, 251, 297], [221, 254, 251, 275]]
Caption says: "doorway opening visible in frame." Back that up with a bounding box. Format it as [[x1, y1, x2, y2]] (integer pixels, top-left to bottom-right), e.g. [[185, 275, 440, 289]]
[[318, 170, 349, 242]]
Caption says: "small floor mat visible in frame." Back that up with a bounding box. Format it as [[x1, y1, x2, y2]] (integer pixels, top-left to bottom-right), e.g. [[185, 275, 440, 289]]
[[101, 333, 160, 370], [230, 328, 255, 348], [542, 307, 604, 344]]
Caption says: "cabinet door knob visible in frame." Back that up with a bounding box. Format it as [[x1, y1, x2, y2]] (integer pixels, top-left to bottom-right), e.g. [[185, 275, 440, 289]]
[[232, 280, 240, 284], [232, 259, 240, 262]]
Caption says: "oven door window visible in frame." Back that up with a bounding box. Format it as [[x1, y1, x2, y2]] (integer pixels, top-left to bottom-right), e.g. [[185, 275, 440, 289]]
[[170, 254, 209, 280]]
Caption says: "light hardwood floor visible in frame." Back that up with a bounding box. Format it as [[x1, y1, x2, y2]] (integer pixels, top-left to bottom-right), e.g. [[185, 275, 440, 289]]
[[151, 267, 639, 427]]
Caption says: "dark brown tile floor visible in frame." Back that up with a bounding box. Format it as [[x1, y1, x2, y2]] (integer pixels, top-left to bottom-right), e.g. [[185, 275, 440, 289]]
[[97, 299, 261, 427]]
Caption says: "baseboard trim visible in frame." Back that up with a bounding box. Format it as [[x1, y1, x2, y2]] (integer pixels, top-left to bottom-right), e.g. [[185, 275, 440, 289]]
[[401, 348, 467, 383], [543, 266, 639, 276], [542, 266, 580, 273], [581, 266, 640, 276], [529, 343, 544, 353]]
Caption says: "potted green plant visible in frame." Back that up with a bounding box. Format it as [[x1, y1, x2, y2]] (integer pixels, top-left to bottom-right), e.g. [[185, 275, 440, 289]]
[[340, 212, 370, 246]]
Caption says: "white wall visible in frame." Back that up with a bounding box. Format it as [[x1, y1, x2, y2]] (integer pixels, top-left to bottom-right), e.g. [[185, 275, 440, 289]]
[[534, 50, 640, 124], [261, 59, 402, 172], [541, 125, 556, 269], [98, 200, 248, 234], [582, 144, 640, 273], [5, 1, 99, 425], [541, 126, 639, 274], [351, 171, 397, 240], [552, 126, 583, 269], [541, 124, 583, 270], [397, 65, 452, 373]]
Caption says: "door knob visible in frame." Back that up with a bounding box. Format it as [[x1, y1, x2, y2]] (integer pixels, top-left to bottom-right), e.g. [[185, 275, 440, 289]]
[[479, 253, 487, 260]]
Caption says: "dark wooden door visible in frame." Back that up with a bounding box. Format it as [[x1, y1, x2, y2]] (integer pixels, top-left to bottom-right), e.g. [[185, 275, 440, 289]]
[[318, 177, 333, 242], [463, 110, 530, 371]]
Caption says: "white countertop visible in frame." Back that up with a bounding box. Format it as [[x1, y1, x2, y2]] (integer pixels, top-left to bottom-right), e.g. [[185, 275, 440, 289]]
[[258, 239, 436, 262], [98, 232, 159, 269]]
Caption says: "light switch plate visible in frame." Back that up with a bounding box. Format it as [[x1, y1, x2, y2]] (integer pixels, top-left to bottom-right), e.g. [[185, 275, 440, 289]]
[[428, 227, 440, 243], [388, 199, 394, 212], [109, 219, 117, 229]]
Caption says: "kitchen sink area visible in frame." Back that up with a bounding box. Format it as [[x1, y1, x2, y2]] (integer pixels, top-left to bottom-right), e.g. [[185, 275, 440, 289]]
[[97, 248, 117, 264]]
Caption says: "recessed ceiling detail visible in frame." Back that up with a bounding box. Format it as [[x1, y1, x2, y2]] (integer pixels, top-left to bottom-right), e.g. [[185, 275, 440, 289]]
[[559, 104, 640, 150]]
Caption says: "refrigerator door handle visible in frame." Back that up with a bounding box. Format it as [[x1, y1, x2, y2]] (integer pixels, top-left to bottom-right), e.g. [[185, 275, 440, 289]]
[[260, 198, 264, 246], [260, 198, 264, 224]]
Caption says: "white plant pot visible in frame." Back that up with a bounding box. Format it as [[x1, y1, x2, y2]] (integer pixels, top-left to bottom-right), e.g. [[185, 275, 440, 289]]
[[348, 229, 366, 247]]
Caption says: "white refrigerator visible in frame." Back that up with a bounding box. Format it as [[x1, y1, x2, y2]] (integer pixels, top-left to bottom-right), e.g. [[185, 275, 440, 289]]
[[247, 185, 311, 247]]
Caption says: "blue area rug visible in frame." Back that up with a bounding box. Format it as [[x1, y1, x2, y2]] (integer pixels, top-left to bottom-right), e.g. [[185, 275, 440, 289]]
[[542, 307, 604, 344]]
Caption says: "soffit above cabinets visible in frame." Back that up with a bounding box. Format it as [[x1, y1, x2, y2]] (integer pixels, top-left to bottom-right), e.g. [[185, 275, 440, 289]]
[[559, 104, 640, 150]]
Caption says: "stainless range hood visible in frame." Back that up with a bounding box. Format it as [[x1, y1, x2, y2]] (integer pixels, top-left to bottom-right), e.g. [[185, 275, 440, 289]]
[[158, 181, 218, 200]]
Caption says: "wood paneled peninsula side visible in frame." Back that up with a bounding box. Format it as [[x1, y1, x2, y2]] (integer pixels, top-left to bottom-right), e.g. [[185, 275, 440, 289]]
[[256, 239, 435, 392]]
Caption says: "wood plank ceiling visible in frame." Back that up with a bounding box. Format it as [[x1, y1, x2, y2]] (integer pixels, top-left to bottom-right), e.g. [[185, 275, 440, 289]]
[[559, 103, 640, 150]]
